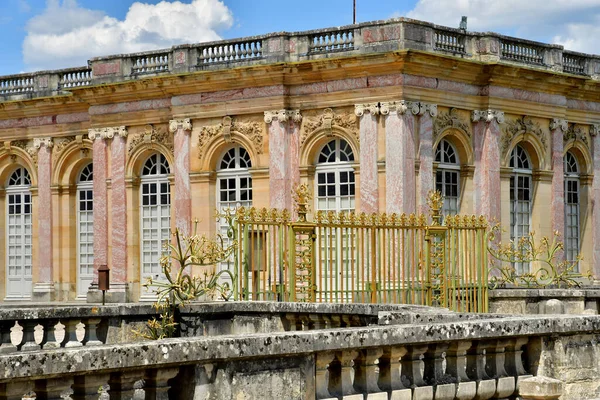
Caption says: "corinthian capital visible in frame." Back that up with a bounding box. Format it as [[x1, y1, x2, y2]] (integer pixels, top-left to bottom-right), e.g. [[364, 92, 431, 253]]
[[169, 118, 192, 133], [354, 103, 380, 117], [549, 118, 568, 132], [88, 126, 127, 140], [88, 128, 104, 141], [264, 109, 302, 124], [590, 124, 600, 137], [472, 109, 504, 124], [33, 137, 53, 149]]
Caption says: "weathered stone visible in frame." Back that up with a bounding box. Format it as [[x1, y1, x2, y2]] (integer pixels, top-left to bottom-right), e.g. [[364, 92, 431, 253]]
[[518, 376, 563, 400]]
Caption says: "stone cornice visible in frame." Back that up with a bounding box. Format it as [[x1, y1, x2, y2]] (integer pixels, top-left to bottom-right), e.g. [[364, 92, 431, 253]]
[[549, 118, 568, 132], [88, 126, 127, 141], [33, 137, 53, 149], [168, 118, 192, 133], [263, 109, 302, 124], [472, 109, 504, 124]]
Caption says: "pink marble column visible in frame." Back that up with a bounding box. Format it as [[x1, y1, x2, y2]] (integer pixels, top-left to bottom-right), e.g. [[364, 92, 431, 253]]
[[417, 103, 438, 215], [355, 103, 380, 214], [265, 110, 302, 211], [88, 129, 108, 286], [550, 119, 568, 237], [382, 101, 419, 214], [110, 127, 128, 291], [169, 119, 193, 235], [32, 138, 54, 301], [591, 125, 600, 280], [472, 110, 504, 222]]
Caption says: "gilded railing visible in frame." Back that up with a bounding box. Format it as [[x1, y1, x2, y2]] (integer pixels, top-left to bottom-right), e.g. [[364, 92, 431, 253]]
[[230, 189, 489, 312]]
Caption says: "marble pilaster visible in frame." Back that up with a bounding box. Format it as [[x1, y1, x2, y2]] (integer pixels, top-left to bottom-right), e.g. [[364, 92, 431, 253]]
[[110, 126, 128, 296], [472, 110, 504, 223], [381, 101, 420, 214], [88, 129, 108, 289], [265, 110, 302, 211], [169, 119, 193, 235], [355, 103, 380, 214], [550, 119, 568, 238], [32, 137, 54, 301], [591, 124, 600, 280], [417, 103, 438, 215]]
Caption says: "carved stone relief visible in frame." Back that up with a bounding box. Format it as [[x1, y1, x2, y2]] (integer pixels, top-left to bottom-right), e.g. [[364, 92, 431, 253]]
[[501, 116, 547, 157], [563, 124, 589, 147], [128, 125, 172, 156], [301, 108, 359, 148], [197, 116, 264, 159], [433, 108, 471, 141]]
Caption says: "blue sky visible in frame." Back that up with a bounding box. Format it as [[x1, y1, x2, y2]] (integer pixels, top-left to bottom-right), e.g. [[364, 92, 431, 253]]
[[2, 0, 600, 76]]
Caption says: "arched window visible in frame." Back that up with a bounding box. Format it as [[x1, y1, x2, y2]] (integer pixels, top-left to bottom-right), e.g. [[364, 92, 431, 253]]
[[434, 139, 460, 215], [77, 163, 93, 299], [564, 151, 580, 268], [510, 145, 532, 274], [6, 167, 32, 299], [140, 154, 171, 298], [315, 139, 355, 212]]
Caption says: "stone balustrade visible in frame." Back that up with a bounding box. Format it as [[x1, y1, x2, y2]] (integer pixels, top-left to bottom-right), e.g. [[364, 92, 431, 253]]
[[3, 17, 600, 101], [0, 310, 598, 399]]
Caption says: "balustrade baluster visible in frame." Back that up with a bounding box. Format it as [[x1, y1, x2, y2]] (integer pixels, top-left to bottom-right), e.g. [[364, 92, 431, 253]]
[[466, 342, 495, 400], [309, 314, 326, 329], [42, 319, 60, 349], [446, 341, 476, 400], [424, 343, 455, 400], [108, 370, 144, 400], [144, 368, 180, 400], [353, 348, 385, 398], [19, 321, 40, 351], [62, 319, 83, 348], [504, 337, 532, 390], [484, 339, 516, 399], [0, 322, 16, 354], [378, 346, 410, 399], [400, 345, 433, 400], [316, 352, 336, 400], [82, 318, 103, 346], [34, 377, 74, 400], [299, 315, 311, 330], [72, 374, 110, 400], [329, 315, 342, 328], [328, 350, 359, 398], [0, 381, 34, 400]]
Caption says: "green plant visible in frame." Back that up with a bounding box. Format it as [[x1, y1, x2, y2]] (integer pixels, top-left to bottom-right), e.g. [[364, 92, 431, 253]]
[[487, 224, 592, 289], [134, 216, 238, 339]]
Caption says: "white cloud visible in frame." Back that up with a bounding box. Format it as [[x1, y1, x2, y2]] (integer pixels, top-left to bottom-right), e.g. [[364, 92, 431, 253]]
[[23, 0, 234, 71], [405, 0, 600, 54]]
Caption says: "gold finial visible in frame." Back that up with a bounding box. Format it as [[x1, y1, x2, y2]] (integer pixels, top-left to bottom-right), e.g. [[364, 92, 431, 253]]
[[427, 190, 444, 226], [293, 184, 312, 222]]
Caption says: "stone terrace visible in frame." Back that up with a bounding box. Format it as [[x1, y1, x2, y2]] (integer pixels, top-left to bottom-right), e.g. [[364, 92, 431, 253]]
[[1, 17, 599, 101]]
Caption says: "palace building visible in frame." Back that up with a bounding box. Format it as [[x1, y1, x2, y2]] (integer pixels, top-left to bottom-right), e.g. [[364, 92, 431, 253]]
[[0, 17, 599, 302]]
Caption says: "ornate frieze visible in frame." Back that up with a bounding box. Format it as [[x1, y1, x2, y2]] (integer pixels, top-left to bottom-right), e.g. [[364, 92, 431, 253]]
[[10, 139, 38, 166], [549, 118, 568, 132], [128, 125, 172, 156], [168, 118, 192, 133], [301, 108, 358, 147], [472, 109, 505, 124], [433, 108, 471, 140], [198, 116, 263, 159], [563, 124, 589, 146], [264, 109, 302, 124], [354, 103, 380, 116], [500, 116, 547, 156]]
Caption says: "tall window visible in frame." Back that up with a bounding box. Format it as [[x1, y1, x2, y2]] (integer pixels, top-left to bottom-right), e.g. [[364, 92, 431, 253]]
[[564, 151, 580, 269], [316, 139, 355, 212], [5, 167, 32, 300], [434, 139, 460, 215], [77, 164, 94, 299], [510, 145, 532, 274], [140, 154, 171, 298]]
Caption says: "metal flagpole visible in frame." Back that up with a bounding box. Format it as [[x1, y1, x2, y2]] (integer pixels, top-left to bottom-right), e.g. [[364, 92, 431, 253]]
[[353, 0, 356, 24]]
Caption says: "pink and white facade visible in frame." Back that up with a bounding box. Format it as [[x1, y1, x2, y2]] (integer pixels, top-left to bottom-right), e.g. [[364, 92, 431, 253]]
[[0, 17, 599, 301]]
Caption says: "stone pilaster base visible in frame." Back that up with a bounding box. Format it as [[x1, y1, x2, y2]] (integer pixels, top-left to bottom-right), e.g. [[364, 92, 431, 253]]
[[32, 282, 56, 302], [86, 283, 128, 304]]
